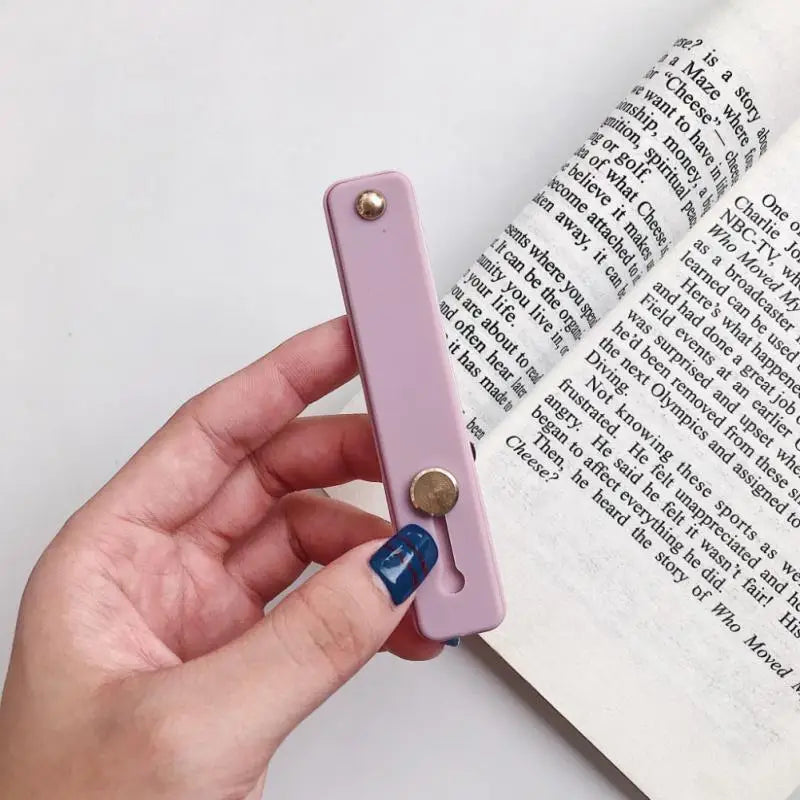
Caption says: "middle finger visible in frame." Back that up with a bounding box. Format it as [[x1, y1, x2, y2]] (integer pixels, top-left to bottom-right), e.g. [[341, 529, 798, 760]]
[[179, 414, 380, 554]]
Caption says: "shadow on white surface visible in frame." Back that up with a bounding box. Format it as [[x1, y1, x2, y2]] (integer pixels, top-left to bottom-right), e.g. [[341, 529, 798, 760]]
[[269, 635, 648, 800]]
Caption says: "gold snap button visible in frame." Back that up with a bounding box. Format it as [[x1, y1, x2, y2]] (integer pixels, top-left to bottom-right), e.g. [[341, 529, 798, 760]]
[[355, 190, 386, 220], [410, 468, 459, 516]]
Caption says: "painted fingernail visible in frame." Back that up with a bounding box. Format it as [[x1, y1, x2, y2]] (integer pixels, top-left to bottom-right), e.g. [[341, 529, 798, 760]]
[[369, 524, 438, 605], [444, 637, 461, 647]]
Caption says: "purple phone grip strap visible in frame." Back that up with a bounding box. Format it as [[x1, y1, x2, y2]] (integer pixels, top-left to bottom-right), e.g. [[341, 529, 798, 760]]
[[325, 171, 505, 640]]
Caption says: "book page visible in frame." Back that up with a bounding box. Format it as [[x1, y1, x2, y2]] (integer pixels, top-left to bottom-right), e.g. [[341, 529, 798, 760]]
[[446, 0, 800, 440], [331, 0, 800, 521], [479, 120, 800, 800]]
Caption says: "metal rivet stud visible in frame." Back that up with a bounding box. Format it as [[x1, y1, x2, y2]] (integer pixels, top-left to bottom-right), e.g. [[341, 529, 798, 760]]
[[355, 190, 386, 221], [410, 468, 459, 517]]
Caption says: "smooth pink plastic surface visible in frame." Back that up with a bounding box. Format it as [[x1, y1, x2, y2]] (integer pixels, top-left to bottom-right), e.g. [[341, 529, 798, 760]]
[[325, 171, 505, 640]]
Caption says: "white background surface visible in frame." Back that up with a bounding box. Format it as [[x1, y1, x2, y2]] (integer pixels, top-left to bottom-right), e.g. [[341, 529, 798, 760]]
[[0, 1, 717, 797]]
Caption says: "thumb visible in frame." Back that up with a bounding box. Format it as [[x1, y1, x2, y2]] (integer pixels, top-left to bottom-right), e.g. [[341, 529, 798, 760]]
[[176, 524, 438, 749]]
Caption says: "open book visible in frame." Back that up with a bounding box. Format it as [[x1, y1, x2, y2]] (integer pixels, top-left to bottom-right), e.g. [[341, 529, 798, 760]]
[[330, 1, 800, 797]]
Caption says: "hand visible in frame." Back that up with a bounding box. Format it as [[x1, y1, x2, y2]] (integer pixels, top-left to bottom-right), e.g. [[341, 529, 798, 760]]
[[0, 318, 442, 800]]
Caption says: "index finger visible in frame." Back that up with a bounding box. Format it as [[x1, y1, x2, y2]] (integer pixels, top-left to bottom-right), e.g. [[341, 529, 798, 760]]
[[92, 317, 357, 530]]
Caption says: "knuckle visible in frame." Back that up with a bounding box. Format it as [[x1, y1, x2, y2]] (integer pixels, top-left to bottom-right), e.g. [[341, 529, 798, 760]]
[[276, 580, 375, 682], [173, 394, 199, 424], [178, 397, 245, 469]]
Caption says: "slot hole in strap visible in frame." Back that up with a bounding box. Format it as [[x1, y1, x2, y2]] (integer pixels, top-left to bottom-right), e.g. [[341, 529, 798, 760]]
[[433, 515, 465, 594]]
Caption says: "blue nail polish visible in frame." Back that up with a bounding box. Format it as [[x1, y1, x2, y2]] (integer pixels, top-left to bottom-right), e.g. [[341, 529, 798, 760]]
[[369, 524, 438, 605], [444, 637, 460, 647]]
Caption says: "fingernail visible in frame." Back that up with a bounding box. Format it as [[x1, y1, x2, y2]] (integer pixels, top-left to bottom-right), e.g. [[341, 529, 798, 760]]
[[369, 524, 438, 605], [444, 637, 460, 647]]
